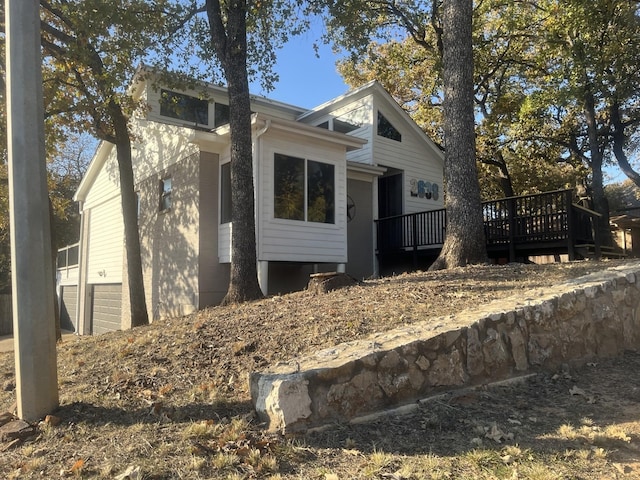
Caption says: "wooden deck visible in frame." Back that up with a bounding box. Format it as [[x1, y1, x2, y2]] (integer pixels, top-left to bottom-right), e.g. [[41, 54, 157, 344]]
[[376, 189, 609, 269]]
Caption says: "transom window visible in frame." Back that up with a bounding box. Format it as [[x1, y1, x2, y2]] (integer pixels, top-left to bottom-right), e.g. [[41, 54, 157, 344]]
[[160, 89, 208, 124], [274, 153, 335, 224], [377, 111, 402, 142]]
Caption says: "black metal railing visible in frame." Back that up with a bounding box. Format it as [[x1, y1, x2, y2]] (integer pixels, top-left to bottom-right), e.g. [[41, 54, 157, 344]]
[[376, 208, 446, 253], [376, 189, 601, 260]]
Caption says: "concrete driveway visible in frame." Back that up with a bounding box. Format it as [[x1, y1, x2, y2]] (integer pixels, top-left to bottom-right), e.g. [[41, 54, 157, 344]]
[[0, 330, 77, 353]]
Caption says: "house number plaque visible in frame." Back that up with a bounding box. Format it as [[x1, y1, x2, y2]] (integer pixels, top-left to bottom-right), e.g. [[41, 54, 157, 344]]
[[410, 179, 440, 201]]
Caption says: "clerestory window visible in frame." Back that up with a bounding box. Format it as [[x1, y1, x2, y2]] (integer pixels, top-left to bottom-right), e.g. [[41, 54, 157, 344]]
[[160, 90, 208, 125], [377, 111, 402, 142]]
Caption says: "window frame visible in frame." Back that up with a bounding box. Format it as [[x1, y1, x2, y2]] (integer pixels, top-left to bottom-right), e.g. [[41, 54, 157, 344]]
[[273, 153, 336, 224], [159, 176, 172, 212], [220, 162, 232, 224], [159, 89, 209, 125], [377, 111, 402, 142]]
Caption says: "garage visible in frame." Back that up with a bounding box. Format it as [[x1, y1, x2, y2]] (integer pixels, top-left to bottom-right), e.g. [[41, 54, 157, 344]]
[[59, 285, 77, 332], [91, 284, 122, 335]]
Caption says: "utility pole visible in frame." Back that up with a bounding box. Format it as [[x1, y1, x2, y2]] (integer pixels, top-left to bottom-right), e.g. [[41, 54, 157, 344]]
[[5, 0, 59, 421]]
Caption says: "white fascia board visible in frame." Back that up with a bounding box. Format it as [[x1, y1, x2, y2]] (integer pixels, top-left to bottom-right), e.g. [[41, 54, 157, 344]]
[[347, 161, 387, 176], [188, 129, 229, 153], [188, 113, 368, 152], [301, 80, 444, 164], [74, 141, 114, 203], [255, 114, 367, 151]]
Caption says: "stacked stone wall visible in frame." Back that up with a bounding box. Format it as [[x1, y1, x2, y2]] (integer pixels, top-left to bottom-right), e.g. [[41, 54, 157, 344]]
[[251, 262, 640, 433]]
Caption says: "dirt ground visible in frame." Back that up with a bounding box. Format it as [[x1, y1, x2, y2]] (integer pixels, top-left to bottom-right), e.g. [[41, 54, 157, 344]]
[[1, 259, 640, 479]]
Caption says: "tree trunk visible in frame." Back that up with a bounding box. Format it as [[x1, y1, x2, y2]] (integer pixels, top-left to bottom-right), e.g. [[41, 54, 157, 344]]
[[206, 0, 263, 304], [430, 0, 488, 270], [48, 198, 61, 341], [110, 102, 149, 327], [583, 90, 613, 247]]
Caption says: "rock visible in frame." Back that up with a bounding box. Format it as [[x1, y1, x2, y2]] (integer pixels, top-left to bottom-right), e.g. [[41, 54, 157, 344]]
[[307, 272, 357, 294], [0, 419, 36, 441], [44, 414, 61, 427], [251, 374, 312, 433], [0, 411, 15, 427]]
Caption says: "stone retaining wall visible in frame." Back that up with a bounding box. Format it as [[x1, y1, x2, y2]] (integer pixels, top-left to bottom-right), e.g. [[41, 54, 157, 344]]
[[250, 261, 640, 433]]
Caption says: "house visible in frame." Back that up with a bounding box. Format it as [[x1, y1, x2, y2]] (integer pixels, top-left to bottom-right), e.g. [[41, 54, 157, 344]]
[[57, 71, 444, 335]]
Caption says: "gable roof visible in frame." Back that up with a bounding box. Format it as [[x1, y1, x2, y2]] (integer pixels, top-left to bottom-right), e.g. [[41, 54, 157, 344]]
[[74, 140, 114, 203], [76, 77, 442, 202], [298, 81, 444, 162]]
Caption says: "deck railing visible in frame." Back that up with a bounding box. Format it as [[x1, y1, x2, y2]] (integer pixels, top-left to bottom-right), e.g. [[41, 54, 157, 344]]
[[376, 208, 446, 253], [376, 189, 601, 260], [57, 243, 80, 282]]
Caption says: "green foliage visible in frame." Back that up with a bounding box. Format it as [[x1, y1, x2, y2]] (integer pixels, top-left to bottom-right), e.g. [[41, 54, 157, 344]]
[[605, 179, 640, 213], [333, 0, 640, 200]]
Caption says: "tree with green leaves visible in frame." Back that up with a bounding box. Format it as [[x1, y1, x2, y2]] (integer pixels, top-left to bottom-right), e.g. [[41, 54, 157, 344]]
[[174, 0, 310, 303], [335, 1, 587, 201], [514, 0, 640, 246], [321, 0, 487, 268], [31, 0, 190, 327], [202, 0, 264, 304]]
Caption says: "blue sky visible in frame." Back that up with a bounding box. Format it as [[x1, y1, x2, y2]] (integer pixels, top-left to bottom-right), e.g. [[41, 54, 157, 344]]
[[255, 32, 633, 186], [249, 32, 350, 109]]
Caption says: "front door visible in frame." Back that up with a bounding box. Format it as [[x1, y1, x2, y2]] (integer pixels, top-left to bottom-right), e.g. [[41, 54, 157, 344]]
[[378, 169, 403, 251], [378, 170, 403, 218]]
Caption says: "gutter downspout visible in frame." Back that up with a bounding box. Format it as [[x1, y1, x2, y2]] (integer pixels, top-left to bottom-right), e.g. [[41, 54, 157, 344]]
[[255, 119, 271, 296], [75, 201, 90, 335]]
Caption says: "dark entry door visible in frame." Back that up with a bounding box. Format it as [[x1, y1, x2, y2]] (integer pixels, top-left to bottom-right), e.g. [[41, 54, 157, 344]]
[[378, 172, 403, 218], [378, 171, 403, 251]]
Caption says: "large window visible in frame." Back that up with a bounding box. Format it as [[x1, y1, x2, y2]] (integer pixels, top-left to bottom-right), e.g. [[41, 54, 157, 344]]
[[214, 102, 230, 127], [160, 89, 208, 124], [274, 154, 335, 224], [377, 111, 402, 142]]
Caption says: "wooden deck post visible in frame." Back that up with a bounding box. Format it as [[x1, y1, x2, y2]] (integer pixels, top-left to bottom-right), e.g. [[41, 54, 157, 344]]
[[566, 190, 576, 261], [508, 197, 516, 262], [412, 214, 418, 269]]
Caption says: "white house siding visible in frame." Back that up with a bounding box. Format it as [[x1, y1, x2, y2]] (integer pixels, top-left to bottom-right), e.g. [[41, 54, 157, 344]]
[[198, 152, 230, 307], [84, 151, 125, 285], [332, 97, 374, 166], [372, 105, 444, 216], [257, 132, 348, 263], [131, 119, 201, 182], [137, 152, 201, 320]]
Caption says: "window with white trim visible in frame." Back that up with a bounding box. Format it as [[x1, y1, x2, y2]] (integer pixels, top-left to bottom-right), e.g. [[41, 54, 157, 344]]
[[220, 162, 232, 224], [377, 111, 402, 142], [159, 177, 172, 211], [274, 153, 335, 224], [160, 90, 208, 124]]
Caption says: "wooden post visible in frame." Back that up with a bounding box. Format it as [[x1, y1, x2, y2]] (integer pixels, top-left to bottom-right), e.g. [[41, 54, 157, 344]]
[[6, 0, 59, 421], [566, 190, 576, 261], [507, 197, 516, 262], [412, 213, 418, 269]]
